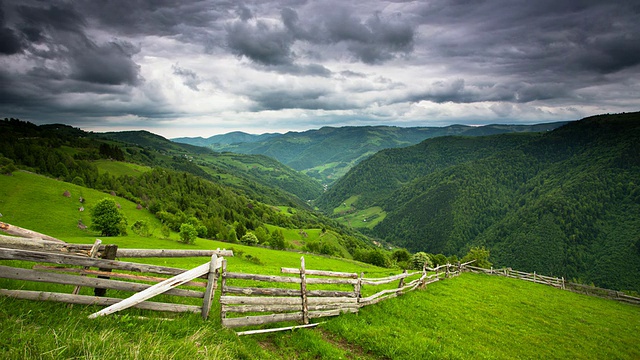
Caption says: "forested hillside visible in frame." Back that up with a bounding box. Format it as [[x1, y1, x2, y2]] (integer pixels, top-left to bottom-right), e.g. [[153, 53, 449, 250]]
[[320, 112, 640, 291], [174, 123, 566, 185], [0, 118, 369, 258]]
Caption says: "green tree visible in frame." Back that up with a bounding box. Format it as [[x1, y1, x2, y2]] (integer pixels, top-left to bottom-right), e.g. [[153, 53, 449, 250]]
[[411, 252, 432, 270], [270, 229, 286, 250], [179, 223, 198, 244], [130, 220, 150, 237], [91, 198, 127, 236], [461, 246, 492, 268], [240, 232, 259, 246]]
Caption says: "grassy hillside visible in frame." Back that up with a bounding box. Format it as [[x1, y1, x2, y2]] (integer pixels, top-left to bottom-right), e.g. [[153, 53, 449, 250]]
[[175, 123, 565, 186], [320, 112, 640, 291]]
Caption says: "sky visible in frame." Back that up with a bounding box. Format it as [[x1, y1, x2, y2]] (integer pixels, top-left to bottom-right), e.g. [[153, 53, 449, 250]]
[[1, 0, 639, 138]]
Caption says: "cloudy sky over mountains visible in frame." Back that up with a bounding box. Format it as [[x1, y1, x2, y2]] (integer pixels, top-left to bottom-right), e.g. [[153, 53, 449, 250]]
[[1, 0, 639, 137]]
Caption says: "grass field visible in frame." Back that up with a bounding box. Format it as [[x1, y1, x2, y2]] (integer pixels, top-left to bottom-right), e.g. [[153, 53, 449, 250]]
[[2, 171, 640, 359]]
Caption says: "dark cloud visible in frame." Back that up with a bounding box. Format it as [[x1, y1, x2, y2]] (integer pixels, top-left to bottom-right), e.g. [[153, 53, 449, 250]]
[[226, 18, 295, 65], [172, 64, 200, 91]]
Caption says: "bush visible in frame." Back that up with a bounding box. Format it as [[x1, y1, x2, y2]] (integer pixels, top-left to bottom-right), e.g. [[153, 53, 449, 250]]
[[91, 198, 127, 236], [240, 232, 259, 246], [130, 220, 150, 237], [179, 223, 198, 244], [411, 252, 432, 270]]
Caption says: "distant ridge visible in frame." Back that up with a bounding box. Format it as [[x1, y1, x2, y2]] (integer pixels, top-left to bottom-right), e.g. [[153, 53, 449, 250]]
[[173, 122, 568, 185]]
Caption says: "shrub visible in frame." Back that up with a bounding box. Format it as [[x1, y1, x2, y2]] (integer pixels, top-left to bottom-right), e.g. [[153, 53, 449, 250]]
[[240, 232, 259, 246], [179, 223, 198, 244], [130, 220, 150, 237], [411, 252, 432, 270]]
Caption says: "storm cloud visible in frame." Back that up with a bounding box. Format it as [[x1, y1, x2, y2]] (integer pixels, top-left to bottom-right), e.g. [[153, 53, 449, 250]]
[[0, 0, 638, 137]]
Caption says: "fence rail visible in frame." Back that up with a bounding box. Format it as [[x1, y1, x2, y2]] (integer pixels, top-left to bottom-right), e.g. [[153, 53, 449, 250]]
[[0, 237, 230, 319], [220, 257, 466, 334], [463, 265, 640, 305]]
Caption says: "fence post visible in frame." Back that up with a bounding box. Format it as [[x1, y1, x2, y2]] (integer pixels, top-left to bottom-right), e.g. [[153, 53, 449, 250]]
[[300, 256, 309, 325], [445, 264, 450, 279], [94, 244, 117, 297], [398, 269, 407, 289], [354, 272, 363, 306], [201, 254, 218, 320], [220, 259, 227, 321]]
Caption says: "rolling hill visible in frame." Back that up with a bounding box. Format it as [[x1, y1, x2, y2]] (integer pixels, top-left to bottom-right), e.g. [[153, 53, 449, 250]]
[[173, 123, 567, 185], [318, 112, 640, 291]]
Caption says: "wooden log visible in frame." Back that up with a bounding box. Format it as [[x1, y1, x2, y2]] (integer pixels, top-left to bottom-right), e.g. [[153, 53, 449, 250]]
[[0, 289, 201, 313], [32, 265, 207, 287], [0, 265, 204, 298], [281, 267, 358, 278], [398, 269, 408, 288], [220, 259, 228, 320], [222, 312, 302, 328], [300, 256, 309, 324], [305, 277, 358, 285], [88, 257, 221, 318], [220, 296, 357, 306], [223, 286, 355, 298], [237, 322, 322, 336], [117, 249, 233, 258], [222, 302, 359, 314], [0, 248, 203, 276], [0, 235, 93, 256], [224, 272, 302, 284], [95, 244, 117, 297], [308, 308, 358, 319], [361, 271, 419, 286], [0, 222, 65, 243], [201, 254, 218, 320], [71, 239, 102, 296]]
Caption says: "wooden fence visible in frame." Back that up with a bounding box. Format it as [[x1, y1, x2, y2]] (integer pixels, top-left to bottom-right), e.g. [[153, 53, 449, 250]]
[[0, 236, 231, 319], [464, 265, 640, 305], [220, 257, 468, 335]]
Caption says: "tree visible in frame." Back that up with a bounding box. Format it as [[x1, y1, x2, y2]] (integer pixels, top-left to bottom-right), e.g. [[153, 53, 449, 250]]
[[411, 252, 432, 270], [179, 223, 198, 244], [130, 220, 150, 237], [461, 246, 492, 268], [91, 198, 127, 236], [240, 232, 259, 246], [270, 229, 286, 250]]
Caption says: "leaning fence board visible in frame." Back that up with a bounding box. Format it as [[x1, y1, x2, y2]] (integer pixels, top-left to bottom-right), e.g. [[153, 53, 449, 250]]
[[237, 322, 323, 336], [88, 258, 222, 318], [201, 255, 218, 320], [223, 312, 302, 328], [280, 267, 358, 278], [32, 265, 207, 287], [0, 248, 204, 277], [0, 289, 201, 313], [0, 265, 203, 298]]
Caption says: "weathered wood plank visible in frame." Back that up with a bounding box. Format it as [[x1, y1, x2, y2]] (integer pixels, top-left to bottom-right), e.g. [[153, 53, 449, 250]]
[[224, 272, 302, 283], [0, 289, 201, 313], [201, 255, 218, 320], [305, 277, 359, 285], [236, 322, 322, 336], [0, 265, 204, 298], [222, 312, 302, 328], [222, 286, 355, 298], [220, 295, 357, 306], [0, 235, 93, 256], [32, 265, 207, 287], [0, 248, 203, 277], [281, 267, 358, 279], [222, 302, 359, 313], [0, 222, 65, 243], [300, 256, 309, 324], [117, 249, 233, 258], [361, 271, 420, 286]]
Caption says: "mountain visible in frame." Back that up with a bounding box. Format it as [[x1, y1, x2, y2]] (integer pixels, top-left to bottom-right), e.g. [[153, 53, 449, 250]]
[[172, 131, 280, 147], [97, 131, 323, 204], [173, 123, 567, 185], [318, 112, 640, 291]]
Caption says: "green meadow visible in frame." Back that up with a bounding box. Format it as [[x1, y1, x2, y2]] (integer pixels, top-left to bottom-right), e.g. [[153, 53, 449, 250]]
[[1, 171, 639, 359]]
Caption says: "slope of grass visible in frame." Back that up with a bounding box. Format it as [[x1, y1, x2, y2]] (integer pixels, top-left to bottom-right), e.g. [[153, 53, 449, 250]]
[[93, 160, 151, 177]]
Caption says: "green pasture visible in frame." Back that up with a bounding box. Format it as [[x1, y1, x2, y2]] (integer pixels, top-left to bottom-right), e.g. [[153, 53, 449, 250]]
[[93, 160, 151, 177]]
